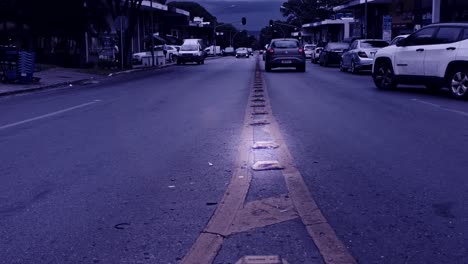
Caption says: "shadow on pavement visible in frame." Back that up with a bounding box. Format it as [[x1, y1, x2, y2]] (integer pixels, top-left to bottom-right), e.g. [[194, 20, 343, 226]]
[[374, 85, 458, 99], [265, 68, 304, 73]]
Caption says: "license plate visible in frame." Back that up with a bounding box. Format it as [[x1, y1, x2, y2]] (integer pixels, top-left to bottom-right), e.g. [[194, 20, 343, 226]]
[[282, 60, 292, 64]]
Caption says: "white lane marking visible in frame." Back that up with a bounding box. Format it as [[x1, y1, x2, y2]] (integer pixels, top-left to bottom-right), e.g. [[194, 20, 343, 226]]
[[0, 100, 101, 131], [412, 98, 468, 117]]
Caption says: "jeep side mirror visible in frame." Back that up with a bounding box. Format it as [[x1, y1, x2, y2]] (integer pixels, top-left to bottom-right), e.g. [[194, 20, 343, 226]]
[[396, 39, 406, 47]]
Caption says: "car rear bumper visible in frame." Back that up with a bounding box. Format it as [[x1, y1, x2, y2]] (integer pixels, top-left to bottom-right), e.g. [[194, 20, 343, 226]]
[[355, 58, 374, 70], [268, 57, 305, 66], [177, 55, 202, 62], [326, 53, 343, 64]]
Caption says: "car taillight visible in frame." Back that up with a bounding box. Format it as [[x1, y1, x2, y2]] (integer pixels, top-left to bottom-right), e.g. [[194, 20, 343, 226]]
[[298, 48, 304, 54], [268, 48, 274, 54], [358, 51, 368, 58]]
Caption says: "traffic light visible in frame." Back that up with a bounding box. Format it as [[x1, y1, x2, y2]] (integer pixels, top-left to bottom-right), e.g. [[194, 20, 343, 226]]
[[241, 17, 247, 25], [269, 20, 274, 27]]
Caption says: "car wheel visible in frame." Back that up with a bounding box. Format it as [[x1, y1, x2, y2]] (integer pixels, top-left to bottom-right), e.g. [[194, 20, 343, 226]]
[[297, 64, 306, 72], [265, 63, 272, 72], [323, 56, 329, 67], [339, 60, 347, 72], [449, 68, 468, 98], [373, 61, 397, 90], [350, 61, 358, 74]]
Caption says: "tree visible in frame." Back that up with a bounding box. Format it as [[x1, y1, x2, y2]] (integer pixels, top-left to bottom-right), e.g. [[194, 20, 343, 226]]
[[103, 0, 143, 68], [280, 0, 344, 25], [259, 20, 297, 47]]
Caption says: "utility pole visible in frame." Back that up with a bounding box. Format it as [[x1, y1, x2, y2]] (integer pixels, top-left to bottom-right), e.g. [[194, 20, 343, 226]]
[[83, 0, 89, 65], [364, 0, 368, 38], [150, 0, 155, 66]]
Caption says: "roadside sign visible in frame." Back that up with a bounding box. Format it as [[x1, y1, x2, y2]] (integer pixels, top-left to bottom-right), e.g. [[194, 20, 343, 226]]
[[382, 15, 392, 42]]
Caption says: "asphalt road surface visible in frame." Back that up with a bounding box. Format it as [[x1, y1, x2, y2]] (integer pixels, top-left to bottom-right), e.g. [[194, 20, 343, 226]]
[[1, 56, 467, 264]]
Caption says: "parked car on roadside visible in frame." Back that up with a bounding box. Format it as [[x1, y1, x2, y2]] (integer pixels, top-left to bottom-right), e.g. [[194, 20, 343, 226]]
[[311, 42, 327, 64], [236, 47, 249, 58], [263, 44, 269, 61], [372, 23, 468, 98], [265, 38, 306, 72], [303, 44, 316, 59], [319, 42, 349, 66], [222, 47, 236, 56], [155, 45, 179, 62], [340, 39, 389, 73], [389, 34, 409, 46], [247, 48, 253, 56]]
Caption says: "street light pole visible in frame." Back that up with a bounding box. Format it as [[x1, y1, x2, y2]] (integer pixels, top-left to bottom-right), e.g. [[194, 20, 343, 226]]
[[364, 0, 368, 38], [150, 0, 155, 66]]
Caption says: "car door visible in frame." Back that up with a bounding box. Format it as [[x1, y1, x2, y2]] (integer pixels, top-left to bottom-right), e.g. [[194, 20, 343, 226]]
[[342, 41, 354, 67], [424, 26, 463, 78], [320, 44, 329, 63], [393, 27, 437, 76]]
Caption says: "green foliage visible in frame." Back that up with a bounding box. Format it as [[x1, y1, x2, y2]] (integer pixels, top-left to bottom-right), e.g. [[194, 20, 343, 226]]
[[280, 0, 344, 25]]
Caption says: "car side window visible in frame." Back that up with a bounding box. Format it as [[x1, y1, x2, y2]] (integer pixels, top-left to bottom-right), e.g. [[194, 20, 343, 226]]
[[406, 27, 437, 46], [433, 27, 462, 44], [462, 28, 468, 41], [350, 41, 357, 50]]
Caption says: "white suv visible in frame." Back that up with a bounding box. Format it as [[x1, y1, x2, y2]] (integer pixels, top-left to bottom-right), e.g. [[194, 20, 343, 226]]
[[372, 23, 468, 98]]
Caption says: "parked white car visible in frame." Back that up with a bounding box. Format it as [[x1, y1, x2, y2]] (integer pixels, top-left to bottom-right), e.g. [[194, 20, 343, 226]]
[[303, 44, 316, 59], [155, 45, 179, 62], [311, 43, 326, 64], [373, 23, 468, 98]]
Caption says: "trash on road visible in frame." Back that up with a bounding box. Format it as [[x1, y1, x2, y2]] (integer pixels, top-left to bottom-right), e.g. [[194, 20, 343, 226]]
[[168, 185, 176, 188], [208, 162, 213, 166]]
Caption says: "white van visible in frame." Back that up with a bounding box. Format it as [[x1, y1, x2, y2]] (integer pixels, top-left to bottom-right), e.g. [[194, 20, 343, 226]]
[[177, 39, 206, 65]]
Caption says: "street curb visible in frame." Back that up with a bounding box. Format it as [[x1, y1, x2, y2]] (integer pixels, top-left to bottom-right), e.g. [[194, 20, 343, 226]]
[[0, 64, 175, 98], [0, 78, 93, 98], [0, 56, 225, 98]]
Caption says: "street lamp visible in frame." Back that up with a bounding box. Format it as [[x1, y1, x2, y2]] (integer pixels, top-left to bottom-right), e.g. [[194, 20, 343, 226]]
[[364, 0, 368, 38]]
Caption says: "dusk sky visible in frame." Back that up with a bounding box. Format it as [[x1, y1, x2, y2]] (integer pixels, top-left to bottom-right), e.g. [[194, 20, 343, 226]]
[[190, 0, 286, 32]]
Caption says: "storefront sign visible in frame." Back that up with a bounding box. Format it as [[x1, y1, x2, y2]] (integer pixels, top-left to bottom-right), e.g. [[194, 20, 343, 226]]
[[382, 15, 392, 42]]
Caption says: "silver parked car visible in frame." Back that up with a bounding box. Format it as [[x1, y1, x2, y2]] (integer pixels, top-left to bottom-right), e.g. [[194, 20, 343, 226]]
[[265, 38, 306, 72], [340, 39, 389, 73]]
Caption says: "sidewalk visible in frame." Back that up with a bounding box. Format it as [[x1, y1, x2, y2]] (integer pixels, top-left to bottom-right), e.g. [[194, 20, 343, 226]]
[[0, 67, 102, 97], [0, 56, 223, 97]]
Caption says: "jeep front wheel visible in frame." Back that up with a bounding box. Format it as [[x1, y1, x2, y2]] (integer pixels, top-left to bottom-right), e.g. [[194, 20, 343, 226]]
[[373, 61, 397, 90]]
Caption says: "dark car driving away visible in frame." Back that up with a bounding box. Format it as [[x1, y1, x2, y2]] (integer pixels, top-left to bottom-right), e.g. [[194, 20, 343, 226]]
[[265, 38, 306, 72], [319, 42, 350, 67]]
